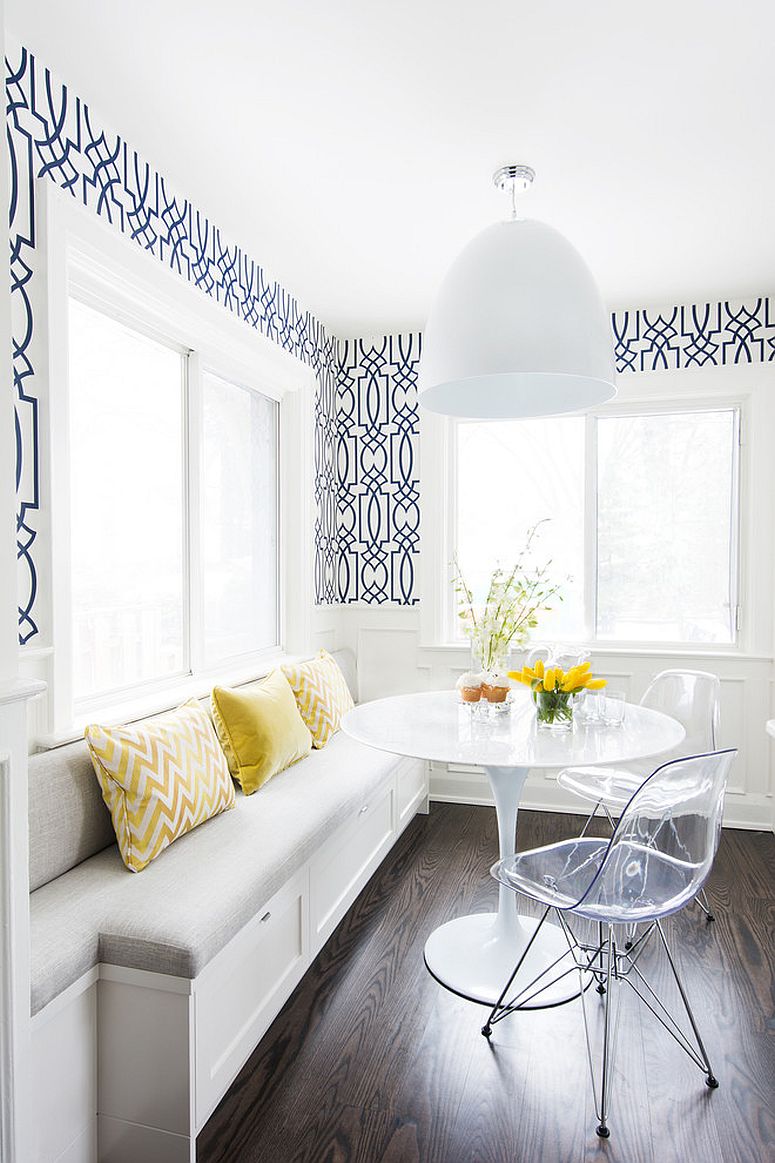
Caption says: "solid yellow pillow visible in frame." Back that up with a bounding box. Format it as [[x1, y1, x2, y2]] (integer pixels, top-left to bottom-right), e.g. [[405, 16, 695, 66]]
[[281, 650, 355, 749], [210, 670, 312, 795], [85, 700, 235, 873]]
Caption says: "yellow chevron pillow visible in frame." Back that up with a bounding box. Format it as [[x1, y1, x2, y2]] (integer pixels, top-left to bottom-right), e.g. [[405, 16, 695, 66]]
[[85, 700, 235, 872], [281, 650, 354, 749]]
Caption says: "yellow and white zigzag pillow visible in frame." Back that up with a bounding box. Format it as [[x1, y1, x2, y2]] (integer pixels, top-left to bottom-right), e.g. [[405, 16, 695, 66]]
[[282, 650, 355, 749], [85, 700, 235, 872]]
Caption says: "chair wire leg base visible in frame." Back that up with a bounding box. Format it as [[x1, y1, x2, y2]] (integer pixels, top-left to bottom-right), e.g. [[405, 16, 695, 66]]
[[572, 922, 619, 1137], [595, 922, 606, 993], [596, 924, 615, 1137], [481, 905, 553, 1038], [569, 919, 718, 1139], [620, 922, 719, 1088], [655, 921, 718, 1086], [695, 888, 715, 922]]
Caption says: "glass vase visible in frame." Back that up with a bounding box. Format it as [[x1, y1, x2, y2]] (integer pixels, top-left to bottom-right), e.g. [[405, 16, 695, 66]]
[[533, 688, 574, 731], [470, 635, 509, 677]]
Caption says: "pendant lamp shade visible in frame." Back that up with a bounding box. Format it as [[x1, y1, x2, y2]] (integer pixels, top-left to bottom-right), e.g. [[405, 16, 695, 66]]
[[418, 217, 616, 419]]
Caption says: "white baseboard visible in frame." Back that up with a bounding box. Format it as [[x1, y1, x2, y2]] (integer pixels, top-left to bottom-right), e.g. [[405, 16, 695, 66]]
[[430, 769, 774, 833]]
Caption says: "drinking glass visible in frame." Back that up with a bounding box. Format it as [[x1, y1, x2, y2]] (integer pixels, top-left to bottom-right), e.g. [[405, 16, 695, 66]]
[[603, 690, 626, 727], [575, 689, 602, 725]]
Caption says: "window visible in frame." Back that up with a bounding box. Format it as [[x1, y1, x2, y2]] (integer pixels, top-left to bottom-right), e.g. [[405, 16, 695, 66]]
[[201, 371, 279, 664], [454, 406, 740, 647], [456, 416, 586, 641], [69, 299, 187, 699], [68, 296, 280, 707], [596, 410, 739, 643]]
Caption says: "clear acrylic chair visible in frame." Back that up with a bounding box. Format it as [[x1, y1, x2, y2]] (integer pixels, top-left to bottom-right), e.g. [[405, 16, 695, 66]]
[[482, 748, 736, 1139], [558, 670, 721, 921]]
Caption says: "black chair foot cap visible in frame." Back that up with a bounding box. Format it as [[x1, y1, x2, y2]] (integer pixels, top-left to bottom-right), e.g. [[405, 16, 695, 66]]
[[706, 914, 715, 923], [624, 940, 633, 950], [706, 1075, 719, 1089], [481, 1026, 492, 1039], [596, 1124, 610, 1138], [596, 984, 606, 995]]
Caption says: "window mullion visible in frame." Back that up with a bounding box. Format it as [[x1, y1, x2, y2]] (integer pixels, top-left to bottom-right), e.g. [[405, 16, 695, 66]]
[[186, 351, 204, 675], [584, 413, 599, 643]]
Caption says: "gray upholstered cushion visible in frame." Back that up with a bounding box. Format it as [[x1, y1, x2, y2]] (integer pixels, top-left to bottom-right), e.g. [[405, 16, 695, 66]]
[[329, 648, 358, 703], [30, 731, 399, 1013], [28, 740, 116, 892]]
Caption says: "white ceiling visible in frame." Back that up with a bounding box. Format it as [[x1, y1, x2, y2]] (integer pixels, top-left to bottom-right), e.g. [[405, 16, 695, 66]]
[[9, 1, 775, 337]]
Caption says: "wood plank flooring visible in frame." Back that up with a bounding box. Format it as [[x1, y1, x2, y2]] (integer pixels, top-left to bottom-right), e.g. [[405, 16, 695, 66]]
[[197, 804, 775, 1163]]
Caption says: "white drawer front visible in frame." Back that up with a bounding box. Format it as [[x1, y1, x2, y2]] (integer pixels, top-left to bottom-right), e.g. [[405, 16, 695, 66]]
[[194, 870, 308, 1130], [310, 783, 394, 949], [397, 758, 426, 827], [32, 983, 97, 1163]]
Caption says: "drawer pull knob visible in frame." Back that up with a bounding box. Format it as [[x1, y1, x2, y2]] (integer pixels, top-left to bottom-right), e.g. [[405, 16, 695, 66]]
[[260, 911, 271, 923], [359, 805, 368, 815]]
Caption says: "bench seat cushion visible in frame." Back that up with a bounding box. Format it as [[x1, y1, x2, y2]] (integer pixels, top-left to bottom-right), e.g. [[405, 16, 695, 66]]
[[31, 731, 402, 1014]]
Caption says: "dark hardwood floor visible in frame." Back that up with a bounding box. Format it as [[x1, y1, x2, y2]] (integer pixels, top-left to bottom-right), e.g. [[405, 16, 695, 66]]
[[197, 804, 775, 1163]]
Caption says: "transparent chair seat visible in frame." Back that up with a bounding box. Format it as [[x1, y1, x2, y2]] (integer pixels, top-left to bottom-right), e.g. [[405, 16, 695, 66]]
[[494, 836, 704, 925], [497, 750, 735, 925], [493, 838, 609, 910], [558, 670, 721, 813], [556, 765, 646, 809]]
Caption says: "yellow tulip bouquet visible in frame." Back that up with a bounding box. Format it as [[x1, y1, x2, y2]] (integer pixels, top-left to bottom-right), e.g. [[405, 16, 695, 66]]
[[509, 658, 607, 729]]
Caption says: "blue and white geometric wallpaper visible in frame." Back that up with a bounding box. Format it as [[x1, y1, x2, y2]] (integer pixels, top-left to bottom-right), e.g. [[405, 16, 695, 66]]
[[7, 44, 775, 638], [612, 300, 775, 372], [337, 335, 421, 604]]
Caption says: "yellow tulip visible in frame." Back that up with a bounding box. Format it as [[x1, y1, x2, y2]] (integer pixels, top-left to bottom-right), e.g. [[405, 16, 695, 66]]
[[534, 658, 545, 679], [543, 667, 556, 691], [587, 677, 607, 690]]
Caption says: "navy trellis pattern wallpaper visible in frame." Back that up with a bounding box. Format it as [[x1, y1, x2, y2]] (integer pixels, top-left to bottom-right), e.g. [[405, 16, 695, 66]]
[[7, 44, 339, 643], [7, 45, 775, 637], [337, 335, 421, 604], [612, 300, 775, 371]]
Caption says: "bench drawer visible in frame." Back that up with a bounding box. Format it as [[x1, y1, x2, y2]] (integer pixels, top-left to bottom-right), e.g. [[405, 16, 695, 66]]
[[194, 869, 308, 1130], [310, 781, 394, 949], [397, 758, 426, 828]]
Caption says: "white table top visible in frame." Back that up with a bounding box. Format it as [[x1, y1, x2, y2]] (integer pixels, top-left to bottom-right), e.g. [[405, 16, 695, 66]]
[[342, 689, 685, 770]]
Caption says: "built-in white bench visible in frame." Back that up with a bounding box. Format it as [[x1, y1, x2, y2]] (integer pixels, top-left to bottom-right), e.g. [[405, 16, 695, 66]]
[[29, 652, 428, 1163]]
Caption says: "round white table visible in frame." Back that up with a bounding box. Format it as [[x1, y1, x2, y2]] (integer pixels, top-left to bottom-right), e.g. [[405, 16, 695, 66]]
[[342, 688, 684, 1008]]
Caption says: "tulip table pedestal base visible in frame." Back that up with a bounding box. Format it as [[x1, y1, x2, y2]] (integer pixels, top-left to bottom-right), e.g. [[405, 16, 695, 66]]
[[423, 764, 579, 1008]]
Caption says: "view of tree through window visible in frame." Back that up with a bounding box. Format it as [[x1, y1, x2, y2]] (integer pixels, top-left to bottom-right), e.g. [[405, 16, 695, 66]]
[[455, 408, 739, 646], [456, 417, 586, 641], [69, 298, 186, 700], [202, 371, 279, 663], [596, 410, 738, 643]]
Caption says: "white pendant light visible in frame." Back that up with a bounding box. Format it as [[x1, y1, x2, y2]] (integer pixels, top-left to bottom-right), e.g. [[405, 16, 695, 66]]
[[418, 165, 616, 419]]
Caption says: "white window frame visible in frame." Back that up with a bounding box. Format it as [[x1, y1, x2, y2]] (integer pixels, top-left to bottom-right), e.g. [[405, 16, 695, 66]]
[[37, 182, 316, 740], [420, 366, 773, 662]]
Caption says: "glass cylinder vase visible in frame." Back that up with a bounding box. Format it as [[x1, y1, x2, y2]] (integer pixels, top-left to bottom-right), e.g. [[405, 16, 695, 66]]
[[470, 634, 509, 677], [533, 688, 574, 731]]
